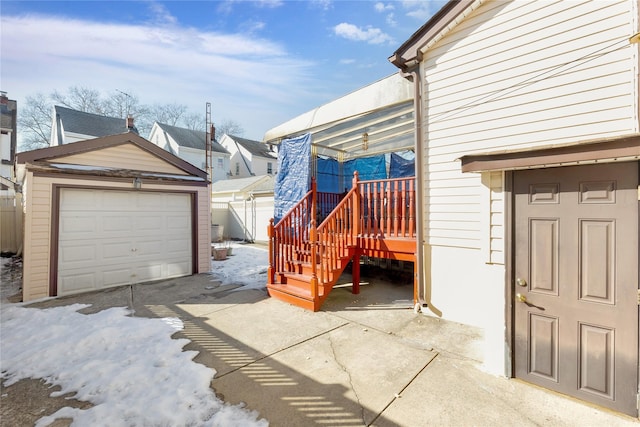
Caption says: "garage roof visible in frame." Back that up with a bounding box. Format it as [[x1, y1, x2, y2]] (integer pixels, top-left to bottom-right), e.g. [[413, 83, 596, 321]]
[[17, 132, 208, 180], [263, 73, 415, 160]]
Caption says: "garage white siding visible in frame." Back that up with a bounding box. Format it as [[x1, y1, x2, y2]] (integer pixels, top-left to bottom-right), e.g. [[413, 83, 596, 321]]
[[58, 189, 192, 295]]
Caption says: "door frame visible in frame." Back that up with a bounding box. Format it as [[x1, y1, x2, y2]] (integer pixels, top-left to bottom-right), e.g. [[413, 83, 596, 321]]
[[503, 161, 639, 416]]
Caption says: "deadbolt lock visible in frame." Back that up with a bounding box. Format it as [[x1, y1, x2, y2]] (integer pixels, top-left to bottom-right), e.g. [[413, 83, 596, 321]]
[[516, 277, 527, 287]]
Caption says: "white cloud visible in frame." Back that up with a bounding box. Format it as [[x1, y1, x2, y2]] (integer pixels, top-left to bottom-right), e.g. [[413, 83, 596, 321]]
[[311, 0, 333, 11], [402, 0, 442, 21], [386, 12, 397, 26], [333, 23, 394, 45], [0, 14, 317, 140], [146, 1, 177, 26], [255, 0, 284, 8], [339, 58, 356, 64], [374, 2, 395, 13]]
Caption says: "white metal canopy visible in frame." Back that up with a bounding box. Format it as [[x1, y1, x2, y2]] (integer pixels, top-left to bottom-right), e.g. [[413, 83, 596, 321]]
[[263, 73, 415, 160]]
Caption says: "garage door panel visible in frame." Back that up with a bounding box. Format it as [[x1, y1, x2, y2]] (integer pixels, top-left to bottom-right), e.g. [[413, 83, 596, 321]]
[[165, 238, 191, 254], [134, 264, 163, 282], [167, 215, 191, 231], [58, 189, 192, 296], [136, 239, 164, 257], [137, 192, 165, 209], [136, 215, 163, 231], [167, 261, 191, 277], [103, 215, 134, 234], [60, 216, 97, 235], [102, 241, 134, 261], [104, 191, 135, 210], [165, 193, 191, 209], [59, 243, 97, 264], [59, 272, 96, 293], [61, 190, 99, 210], [103, 268, 135, 287]]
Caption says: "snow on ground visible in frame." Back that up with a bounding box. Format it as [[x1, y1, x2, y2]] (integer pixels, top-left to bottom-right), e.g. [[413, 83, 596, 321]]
[[0, 245, 270, 427], [210, 242, 269, 291]]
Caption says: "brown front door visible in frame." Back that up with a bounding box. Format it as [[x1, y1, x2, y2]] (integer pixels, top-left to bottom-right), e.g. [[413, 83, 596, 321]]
[[514, 162, 638, 416]]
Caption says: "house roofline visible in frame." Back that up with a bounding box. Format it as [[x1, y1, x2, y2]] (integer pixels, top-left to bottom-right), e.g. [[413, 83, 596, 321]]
[[389, 0, 476, 71]]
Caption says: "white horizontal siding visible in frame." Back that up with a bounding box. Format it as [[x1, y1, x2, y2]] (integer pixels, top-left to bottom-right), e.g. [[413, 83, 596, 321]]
[[420, 0, 637, 250]]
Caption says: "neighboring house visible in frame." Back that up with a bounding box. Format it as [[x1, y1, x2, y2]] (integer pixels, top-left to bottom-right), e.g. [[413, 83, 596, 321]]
[[211, 175, 274, 243], [50, 105, 137, 146], [219, 134, 277, 178], [389, 0, 640, 416], [148, 122, 230, 183], [16, 132, 211, 302], [0, 91, 17, 193]]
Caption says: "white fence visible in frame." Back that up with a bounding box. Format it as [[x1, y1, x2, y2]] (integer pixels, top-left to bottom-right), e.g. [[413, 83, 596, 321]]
[[211, 197, 274, 243]]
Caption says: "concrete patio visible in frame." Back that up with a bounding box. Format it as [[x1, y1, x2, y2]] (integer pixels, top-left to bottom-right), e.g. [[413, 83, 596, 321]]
[[1, 262, 638, 426]]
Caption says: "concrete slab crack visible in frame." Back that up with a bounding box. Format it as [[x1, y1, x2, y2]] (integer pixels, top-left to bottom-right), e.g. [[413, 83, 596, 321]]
[[368, 353, 440, 426], [327, 334, 366, 425]]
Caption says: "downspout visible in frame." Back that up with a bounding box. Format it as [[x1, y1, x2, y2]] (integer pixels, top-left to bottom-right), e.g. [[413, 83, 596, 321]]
[[400, 62, 426, 311]]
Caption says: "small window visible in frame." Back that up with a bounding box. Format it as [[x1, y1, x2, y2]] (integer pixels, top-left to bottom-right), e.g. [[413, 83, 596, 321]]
[[217, 158, 223, 168], [235, 162, 240, 176], [267, 162, 273, 174]]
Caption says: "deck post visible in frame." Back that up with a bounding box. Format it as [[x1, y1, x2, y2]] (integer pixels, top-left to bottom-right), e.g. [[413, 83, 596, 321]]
[[267, 218, 275, 284], [351, 171, 360, 239], [310, 219, 318, 299], [352, 248, 360, 295]]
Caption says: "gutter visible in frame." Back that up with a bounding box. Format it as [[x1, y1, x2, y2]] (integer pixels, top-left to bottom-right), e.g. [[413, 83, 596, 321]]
[[400, 67, 426, 311]]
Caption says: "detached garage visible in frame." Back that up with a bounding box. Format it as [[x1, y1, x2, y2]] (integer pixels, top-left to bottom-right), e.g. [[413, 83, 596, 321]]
[[16, 132, 211, 301]]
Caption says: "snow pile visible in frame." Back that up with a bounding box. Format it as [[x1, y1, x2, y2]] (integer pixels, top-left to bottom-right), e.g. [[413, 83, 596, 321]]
[[0, 304, 268, 427], [210, 243, 268, 291]]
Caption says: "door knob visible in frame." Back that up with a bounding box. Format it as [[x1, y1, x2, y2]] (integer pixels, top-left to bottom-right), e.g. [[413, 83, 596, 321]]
[[516, 293, 527, 303]]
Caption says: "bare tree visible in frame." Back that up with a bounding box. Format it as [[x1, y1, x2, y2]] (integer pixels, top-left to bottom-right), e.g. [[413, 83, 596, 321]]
[[181, 112, 205, 131], [18, 93, 52, 150], [18, 86, 216, 150], [215, 119, 244, 137], [51, 86, 103, 113], [149, 102, 188, 126]]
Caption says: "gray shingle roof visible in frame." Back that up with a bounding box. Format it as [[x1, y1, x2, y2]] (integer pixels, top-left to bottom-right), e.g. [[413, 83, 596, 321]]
[[54, 105, 136, 137], [156, 122, 228, 154], [228, 134, 277, 158]]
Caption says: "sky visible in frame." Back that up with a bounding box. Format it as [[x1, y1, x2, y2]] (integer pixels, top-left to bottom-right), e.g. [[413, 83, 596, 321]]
[[0, 0, 445, 141], [0, 243, 272, 426]]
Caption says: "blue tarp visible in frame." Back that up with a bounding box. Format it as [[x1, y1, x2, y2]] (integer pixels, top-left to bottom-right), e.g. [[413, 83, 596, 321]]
[[343, 155, 387, 190], [389, 152, 415, 178], [274, 133, 311, 223], [316, 157, 340, 193]]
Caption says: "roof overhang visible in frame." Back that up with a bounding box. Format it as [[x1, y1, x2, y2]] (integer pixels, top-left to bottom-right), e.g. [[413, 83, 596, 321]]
[[460, 134, 640, 173], [263, 74, 415, 160], [389, 0, 478, 71]]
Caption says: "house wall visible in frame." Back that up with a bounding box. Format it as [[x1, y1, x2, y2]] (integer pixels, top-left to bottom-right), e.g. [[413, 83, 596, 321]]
[[179, 146, 207, 171], [249, 156, 277, 177], [22, 172, 210, 301], [418, 0, 638, 374]]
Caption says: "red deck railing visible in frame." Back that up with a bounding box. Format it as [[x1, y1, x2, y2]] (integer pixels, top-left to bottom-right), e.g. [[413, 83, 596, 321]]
[[268, 172, 416, 310]]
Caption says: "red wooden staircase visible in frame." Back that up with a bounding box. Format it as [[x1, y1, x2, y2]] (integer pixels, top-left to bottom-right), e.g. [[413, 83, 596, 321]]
[[267, 172, 416, 311]]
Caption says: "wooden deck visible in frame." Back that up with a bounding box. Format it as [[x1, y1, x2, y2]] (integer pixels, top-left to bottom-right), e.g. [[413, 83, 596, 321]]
[[267, 172, 417, 311]]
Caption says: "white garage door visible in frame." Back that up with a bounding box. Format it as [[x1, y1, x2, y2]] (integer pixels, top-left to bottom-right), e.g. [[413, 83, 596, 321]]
[[58, 188, 192, 295]]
